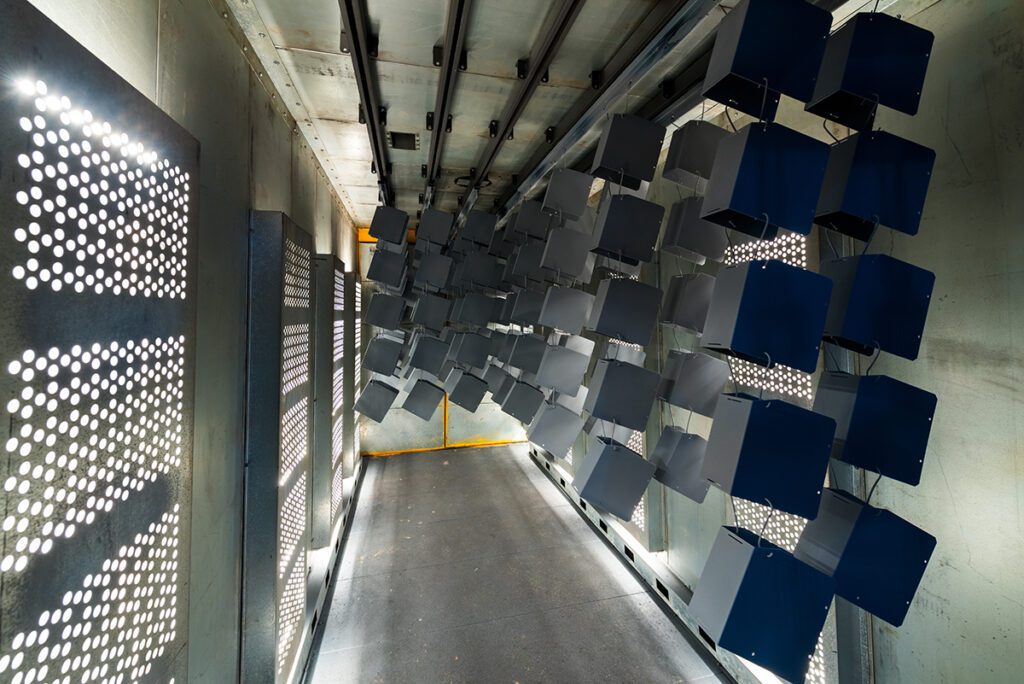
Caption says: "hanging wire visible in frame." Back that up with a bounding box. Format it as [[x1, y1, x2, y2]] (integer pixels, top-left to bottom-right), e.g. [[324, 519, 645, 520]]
[[822, 118, 841, 144], [758, 77, 770, 130], [824, 227, 841, 259], [866, 469, 883, 504], [865, 341, 882, 375], [724, 106, 738, 132], [757, 499, 776, 547], [861, 218, 881, 255]]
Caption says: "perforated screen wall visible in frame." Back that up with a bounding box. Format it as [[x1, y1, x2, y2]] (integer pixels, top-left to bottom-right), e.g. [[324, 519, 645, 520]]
[[242, 212, 314, 684], [0, 3, 198, 681]]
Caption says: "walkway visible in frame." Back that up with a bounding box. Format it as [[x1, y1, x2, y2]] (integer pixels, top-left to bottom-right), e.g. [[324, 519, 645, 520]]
[[307, 443, 730, 683]]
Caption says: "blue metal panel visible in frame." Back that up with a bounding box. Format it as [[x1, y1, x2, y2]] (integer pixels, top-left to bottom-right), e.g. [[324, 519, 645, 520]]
[[821, 254, 935, 360], [704, 394, 836, 518], [702, 123, 830, 238], [795, 489, 936, 627], [701, 260, 832, 373]]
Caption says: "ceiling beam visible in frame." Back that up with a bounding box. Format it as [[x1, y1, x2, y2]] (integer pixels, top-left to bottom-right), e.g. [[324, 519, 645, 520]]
[[338, 0, 394, 206], [494, 0, 851, 219], [458, 0, 587, 220], [423, 0, 474, 210]]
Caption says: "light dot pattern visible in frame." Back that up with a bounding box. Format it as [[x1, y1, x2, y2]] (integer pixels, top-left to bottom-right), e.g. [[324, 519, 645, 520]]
[[279, 398, 308, 486], [11, 80, 191, 299], [284, 240, 311, 310], [331, 270, 346, 526], [277, 472, 307, 579], [2, 336, 186, 574], [354, 281, 363, 458], [276, 469, 307, 678], [280, 325, 311, 396], [627, 430, 646, 531], [0, 504, 182, 683], [734, 499, 826, 684], [722, 233, 814, 402], [724, 232, 808, 270]]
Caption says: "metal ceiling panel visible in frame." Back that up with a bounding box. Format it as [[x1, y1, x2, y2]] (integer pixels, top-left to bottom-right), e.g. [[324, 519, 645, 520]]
[[254, 0, 345, 54], [461, 0, 554, 80], [365, 0, 449, 68], [279, 47, 361, 121]]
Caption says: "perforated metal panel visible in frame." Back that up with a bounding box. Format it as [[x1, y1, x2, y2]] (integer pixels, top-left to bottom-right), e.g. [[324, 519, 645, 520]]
[[242, 212, 314, 683], [0, 3, 198, 681], [311, 255, 346, 550], [344, 274, 363, 467]]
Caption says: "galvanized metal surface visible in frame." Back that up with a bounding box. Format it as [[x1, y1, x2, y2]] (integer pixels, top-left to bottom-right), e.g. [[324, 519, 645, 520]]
[[0, 3, 199, 682], [243, 212, 315, 683]]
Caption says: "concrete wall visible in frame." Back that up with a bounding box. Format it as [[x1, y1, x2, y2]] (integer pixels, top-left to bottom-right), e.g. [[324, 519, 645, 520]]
[[25, 1, 361, 681], [862, 1, 1024, 681]]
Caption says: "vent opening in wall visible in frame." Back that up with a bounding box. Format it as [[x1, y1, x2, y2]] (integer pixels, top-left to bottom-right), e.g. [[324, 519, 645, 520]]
[[388, 131, 419, 150]]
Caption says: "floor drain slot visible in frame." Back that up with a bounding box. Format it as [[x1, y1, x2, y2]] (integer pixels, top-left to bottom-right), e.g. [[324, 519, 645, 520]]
[[656, 579, 668, 598], [624, 546, 634, 563], [599, 520, 608, 533]]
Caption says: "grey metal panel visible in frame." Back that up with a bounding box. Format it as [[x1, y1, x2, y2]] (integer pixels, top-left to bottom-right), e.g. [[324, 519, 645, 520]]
[[311, 256, 347, 550], [243, 212, 314, 683], [0, 5, 198, 681]]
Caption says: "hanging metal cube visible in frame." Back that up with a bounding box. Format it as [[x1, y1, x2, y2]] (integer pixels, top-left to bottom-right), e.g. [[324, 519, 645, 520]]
[[661, 273, 716, 335], [821, 254, 934, 360], [465, 210, 498, 246], [510, 288, 546, 326], [586, 278, 663, 346], [369, 205, 410, 244], [538, 287, 595, 335], [806, 12, 934, 131], [584, 417, 635, 449], [483, 363, 510, 394], [402, 378, 446, 421], [510, 241, 550, 284], [814, 372, 936, 486], [584, 360, 659, 431], [501, 381, 545, 423], [511, 200, 551, 240], [366, 292, 405, 330], [589, 114, 666, 190], [602, 339, 645, 366], [487, 222, 516, 258], [657, 351, 729, 418], [413, 251, 452, 291], [701, 0, 832, 119], [541, 226, 593, 278], [461, 251, 504, 290], [448, 371, 489, 412], [703, 123, 830, 238], [409, 334, 450, 377], [508, 333, 547, 374], [367, 247, 407, 290], [690, 527, 834, 684], [591, 194, 664, 265], [411, 292, 450, 332], [542, 168, 593, 221], [816, 131, 936, 240], [417, 207, 454, 245], [555, 385, 589, 416], [795, 489, 936, 627], [701, 259, 832, 373], [662, 197, 729, 265], [453, 332, 490, 370], [364, 335, 404, 375], [493, 373, 519, 405], [354, 379, 401, 423], [535, 344, 590, 396], [460, 292, 495, 327], [703, 393, 836, 518], [663, 120, 731, 189], [573, 437, 656, 519], [528, 402, 586, 460], [650, 427, 711, 503]]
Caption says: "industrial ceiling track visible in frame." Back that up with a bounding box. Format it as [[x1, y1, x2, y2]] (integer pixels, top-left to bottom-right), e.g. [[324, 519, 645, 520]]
[[339, 0, 394, 206], [458, 0, 588, 221], [422, 0, 474, 210]]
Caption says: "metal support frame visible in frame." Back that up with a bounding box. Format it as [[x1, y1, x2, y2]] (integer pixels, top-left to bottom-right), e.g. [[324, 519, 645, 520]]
[[0, 3, 198, 681], [423, 0, 475, 209], [458, 0, 588, 219], [242, 212, 315, 684], [338, 0, 394, 206]]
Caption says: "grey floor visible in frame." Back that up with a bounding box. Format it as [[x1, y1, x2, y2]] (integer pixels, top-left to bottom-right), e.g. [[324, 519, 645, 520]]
[[307, 443, 730, 683]]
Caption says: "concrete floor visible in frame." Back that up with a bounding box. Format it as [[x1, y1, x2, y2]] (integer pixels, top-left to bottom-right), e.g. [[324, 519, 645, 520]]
[[306, 443, 730, 683]]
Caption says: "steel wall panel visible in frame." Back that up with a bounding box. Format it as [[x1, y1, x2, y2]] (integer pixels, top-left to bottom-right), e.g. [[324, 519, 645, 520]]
[[343, 271, 363, 470], [0, 2, 199, 681], [242, 212, 314, 683]]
